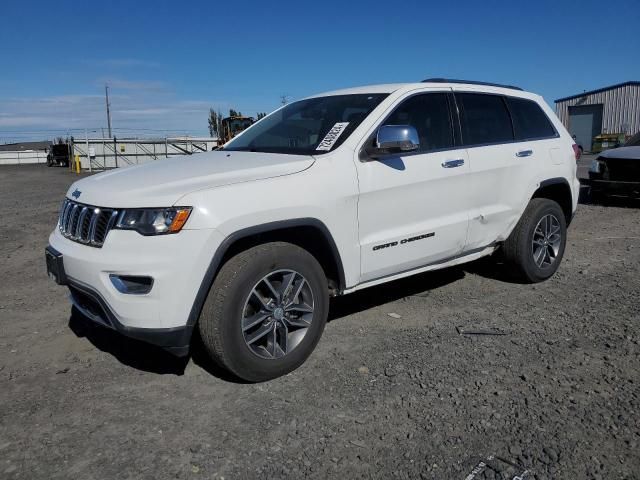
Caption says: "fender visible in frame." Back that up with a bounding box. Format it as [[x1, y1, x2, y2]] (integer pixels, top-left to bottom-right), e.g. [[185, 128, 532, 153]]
[[186, 218, 345, 328], [539, 176, 571, 191], [526, 176, 573, 210], [502, 176, 574, 243], [535, 176, 574, 223]]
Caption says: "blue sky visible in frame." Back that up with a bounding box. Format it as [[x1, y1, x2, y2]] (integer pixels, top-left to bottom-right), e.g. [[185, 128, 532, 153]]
[[1, 0, 638, 141]]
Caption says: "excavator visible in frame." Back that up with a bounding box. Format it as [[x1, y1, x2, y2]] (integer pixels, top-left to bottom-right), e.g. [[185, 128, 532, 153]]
[[216, 116, 255, 147]]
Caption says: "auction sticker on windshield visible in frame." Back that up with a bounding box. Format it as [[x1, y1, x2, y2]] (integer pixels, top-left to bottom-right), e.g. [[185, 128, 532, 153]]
[[316, 122, 349, 151]]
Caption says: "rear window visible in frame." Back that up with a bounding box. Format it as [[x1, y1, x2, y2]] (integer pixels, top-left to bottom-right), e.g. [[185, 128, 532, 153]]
[[458, 93, 514, 145], [507, 97, 556, 140]]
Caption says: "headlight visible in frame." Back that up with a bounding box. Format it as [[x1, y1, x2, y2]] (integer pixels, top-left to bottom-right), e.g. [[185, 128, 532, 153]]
[[589, 160, 604, 173], [114, 207, 192, 235]]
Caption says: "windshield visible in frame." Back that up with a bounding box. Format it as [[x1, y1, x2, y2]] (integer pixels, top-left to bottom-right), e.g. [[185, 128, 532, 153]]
[[223, 93, 388, 155], [227, 118, 253, 133]]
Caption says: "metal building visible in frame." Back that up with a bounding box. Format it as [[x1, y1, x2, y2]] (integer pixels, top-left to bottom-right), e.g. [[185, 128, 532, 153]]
[[555, 81, 640, 152]]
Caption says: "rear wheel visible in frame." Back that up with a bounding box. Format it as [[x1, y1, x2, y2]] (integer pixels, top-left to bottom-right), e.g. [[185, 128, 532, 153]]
[[198, 242, 329, 382], [502, 198, 567, 283]]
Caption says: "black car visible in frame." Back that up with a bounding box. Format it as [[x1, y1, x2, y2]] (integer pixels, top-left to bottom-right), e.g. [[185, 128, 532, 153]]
[[46, 143, 71, 167], [583, 132, 640, 199]]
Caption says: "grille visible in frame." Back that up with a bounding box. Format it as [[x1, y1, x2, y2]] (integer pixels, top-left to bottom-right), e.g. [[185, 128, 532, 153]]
[[604, 158, 640, 182], [58, 199, 119, 247]]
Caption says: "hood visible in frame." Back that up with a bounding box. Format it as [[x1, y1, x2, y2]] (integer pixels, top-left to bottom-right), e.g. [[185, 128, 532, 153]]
[[599, 146, 640, 160], [65, 150, 315, 207]]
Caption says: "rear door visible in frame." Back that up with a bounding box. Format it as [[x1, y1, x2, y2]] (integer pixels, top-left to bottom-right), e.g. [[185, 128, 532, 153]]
[[356, 90, 470, 282], [457, 92, 559, 251]]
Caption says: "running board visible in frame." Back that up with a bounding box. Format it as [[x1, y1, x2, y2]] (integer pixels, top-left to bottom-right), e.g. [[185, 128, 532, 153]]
[[342, 245, 497, 295]]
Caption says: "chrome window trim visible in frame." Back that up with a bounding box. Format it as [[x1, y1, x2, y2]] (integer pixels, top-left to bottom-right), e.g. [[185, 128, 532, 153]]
[[454, 91, 560, 148]]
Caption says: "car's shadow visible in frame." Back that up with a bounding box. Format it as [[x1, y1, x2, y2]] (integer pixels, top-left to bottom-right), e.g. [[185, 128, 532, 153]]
[[328, 266, 466, 322], [462, 254, 530, 284], [69, 307, 250, 382], [68, 256, 521, 380], [68, 308, 189, 376]]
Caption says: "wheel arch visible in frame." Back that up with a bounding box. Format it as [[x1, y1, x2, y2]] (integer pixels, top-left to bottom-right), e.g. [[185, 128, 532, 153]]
[[187, 218, 346, 328], [531, 177, 574, 225]]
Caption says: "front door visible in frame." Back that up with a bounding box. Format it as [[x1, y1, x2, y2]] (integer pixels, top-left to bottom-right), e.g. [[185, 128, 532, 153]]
[[356, 91, 470, 283]]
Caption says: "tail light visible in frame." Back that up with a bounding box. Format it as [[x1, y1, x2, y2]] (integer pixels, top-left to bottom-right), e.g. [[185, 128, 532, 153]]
[[572, 144, 581, 161]]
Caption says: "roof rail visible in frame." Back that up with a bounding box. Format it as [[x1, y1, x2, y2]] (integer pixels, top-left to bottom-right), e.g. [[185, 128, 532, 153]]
[[421, 78, 523, 91]]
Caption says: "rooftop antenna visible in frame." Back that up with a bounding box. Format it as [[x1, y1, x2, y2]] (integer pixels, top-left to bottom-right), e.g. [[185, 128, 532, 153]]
[[105, 84, 112, 138]]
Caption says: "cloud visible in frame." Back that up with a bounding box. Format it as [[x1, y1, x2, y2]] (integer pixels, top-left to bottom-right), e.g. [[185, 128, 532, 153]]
[[0, 73, 245, 142], [0, 115, 53, 127], [118, 108, 172, 117], [0, 91, 222, 139]]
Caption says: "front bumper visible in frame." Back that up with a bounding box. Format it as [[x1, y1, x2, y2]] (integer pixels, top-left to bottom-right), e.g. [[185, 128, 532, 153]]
[[581, 177, 640, 195], [48, 225, 225, 354], [68, 275, 192, 356]]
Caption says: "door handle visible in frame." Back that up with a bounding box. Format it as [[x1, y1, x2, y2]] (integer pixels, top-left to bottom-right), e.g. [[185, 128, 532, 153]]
[[516, 150, 533, 157], [441, 159, 465, 168]]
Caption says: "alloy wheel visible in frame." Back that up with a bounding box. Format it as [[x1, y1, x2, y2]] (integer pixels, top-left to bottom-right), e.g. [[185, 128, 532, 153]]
[[241, 269, 315, 359], [531, 214, 562, 268]]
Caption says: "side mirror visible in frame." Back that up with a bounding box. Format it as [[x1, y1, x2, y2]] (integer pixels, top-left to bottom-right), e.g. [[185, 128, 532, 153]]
[[366, 125, 420, 160]]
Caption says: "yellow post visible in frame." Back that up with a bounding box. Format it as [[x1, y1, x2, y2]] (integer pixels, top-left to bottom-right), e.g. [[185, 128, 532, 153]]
[[75, 155, 81, 174]]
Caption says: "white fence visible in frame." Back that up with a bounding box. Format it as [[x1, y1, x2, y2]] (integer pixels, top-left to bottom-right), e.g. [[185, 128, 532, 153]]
[[0, 150, 48, 165], [0, 136, 219, 169], [73, 137, 218, 170]]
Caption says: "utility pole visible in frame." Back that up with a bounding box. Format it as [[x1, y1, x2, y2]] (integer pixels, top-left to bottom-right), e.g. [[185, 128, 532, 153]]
[[105, 84, 112, 138], [280, 95, 289, 106]]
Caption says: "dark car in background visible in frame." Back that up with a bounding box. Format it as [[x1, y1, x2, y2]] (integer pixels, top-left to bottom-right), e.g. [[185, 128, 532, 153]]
[[584, 132, 640, 200], [46, 143, 71, 167]]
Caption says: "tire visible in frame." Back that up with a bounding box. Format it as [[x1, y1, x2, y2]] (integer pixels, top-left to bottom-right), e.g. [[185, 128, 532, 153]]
[[502, 198, 567, 283], [198, 242, 329, 382]]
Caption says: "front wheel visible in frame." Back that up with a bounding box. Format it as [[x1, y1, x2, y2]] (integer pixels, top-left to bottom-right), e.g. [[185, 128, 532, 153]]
[[198, 242, 329, 382], [502, 198, 567, 283]]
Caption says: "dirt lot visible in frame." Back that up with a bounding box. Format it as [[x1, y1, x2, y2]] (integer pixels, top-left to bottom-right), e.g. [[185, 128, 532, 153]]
[[1, 163, 639, 479]]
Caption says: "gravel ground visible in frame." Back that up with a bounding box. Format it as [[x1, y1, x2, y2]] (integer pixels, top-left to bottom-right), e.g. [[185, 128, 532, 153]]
[[1, 163, 639, 480]]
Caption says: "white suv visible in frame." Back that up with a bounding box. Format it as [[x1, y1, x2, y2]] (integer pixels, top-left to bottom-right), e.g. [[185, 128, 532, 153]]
[[46, 79, 580, 381]]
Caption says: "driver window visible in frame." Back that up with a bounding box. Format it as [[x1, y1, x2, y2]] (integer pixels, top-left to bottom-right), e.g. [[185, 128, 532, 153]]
[[383, 93, 454, 152]]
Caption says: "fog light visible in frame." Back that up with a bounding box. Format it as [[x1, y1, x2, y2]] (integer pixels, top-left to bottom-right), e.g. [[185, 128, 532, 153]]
[[109, 275, 154, 294]]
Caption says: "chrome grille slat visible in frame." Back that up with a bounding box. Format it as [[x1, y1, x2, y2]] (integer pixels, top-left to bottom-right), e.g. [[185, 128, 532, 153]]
[[58, 199, 118, 248], [58, 200, 70, 232], [61, 201, 69, 231], [68, 205, 80, 238], [88, 210, 99, 245], [75, 207, 89, 240], [62, 201, 74, 232], [106, 210, 120, 232]]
